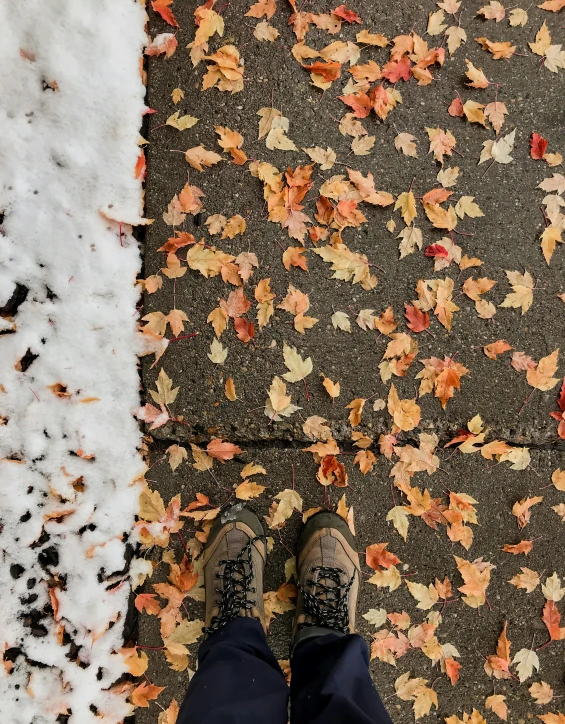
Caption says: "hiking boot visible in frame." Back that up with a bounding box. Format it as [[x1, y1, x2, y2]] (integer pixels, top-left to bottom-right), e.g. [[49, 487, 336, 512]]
[[202, 503, 267, 636], [292, 510, 361, 651]]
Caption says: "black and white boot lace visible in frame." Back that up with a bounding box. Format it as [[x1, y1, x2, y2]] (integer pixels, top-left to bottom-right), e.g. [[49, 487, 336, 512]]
[[203, 535, 264, 636], [298, 565, 355, 634]]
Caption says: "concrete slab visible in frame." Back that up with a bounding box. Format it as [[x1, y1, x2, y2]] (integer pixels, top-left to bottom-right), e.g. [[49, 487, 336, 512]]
[[137, 445, 565, 723], [143, 0, 565, 445], [138, 1, 565, 721]]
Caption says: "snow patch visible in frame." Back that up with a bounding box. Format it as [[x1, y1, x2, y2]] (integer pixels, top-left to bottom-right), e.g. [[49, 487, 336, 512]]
[[0, 1, 146, 721]]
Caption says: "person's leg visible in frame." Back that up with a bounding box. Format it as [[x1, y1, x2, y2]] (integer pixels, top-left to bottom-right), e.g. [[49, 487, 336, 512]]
[[178, 617, 288, 724], [177, 503, 288, 724], [290, 631, 393, 724], [289, 511, 393, 724]]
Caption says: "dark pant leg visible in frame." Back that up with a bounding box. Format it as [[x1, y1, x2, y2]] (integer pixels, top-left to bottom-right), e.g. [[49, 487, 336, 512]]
[[290, 632, 394, 724], [177, 618, 289, 724]]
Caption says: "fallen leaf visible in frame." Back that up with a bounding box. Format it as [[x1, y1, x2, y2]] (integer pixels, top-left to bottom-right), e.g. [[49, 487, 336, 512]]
[[485, 694, 508, 721], [463, 100, 487, 126], [530, 21, 552, 56], [512, 496, 543, 528], [322, 375, 341, 399], [484, 101, 508, 133], [394, 133, 418, 158], [387, 384, 421, 431], [145, 32, 178, 57], [503, 540, 534, 555], [527, 349, 559, 390], [512, 648, 540, 682], [476, 37, 516, 59], [426, 127, 456, 164], [479, 129, 516, 165], [542, 572, 565, 602], [405, 304, 430, 332], [208, 338, 228, 364], [500, 269, 534, 314], [366, 543, 401, 570], [224, 377, 237, 401], [509, 8, 528, 26], [166, 444, 187, 472], [152, 0, 178, 26], [131, 681, 166, 707], [207, 439, 242, 462], [542, 599, 563, 641], [406, 581, 439, 610], [395, 191, 417, 225], [235, 481, 266, 500], [363, 608, 388, 627], [465, 59, 490, 88], [455, 555, 492, 608], [185, 145, 223, 171], [428, 9, 447, 35], [484, 340, 512, 360], [166, 111, 199, 131], [478, 1, 506, 21], [282, 343, 313, 382], [508, 567, 540, 592], [529, 681, 554, 705], [387, 506, 410, 541], [446, 26, 467, 55], [303, 146, 336, 169], [368, 565, 402, 591], [268, 489, 303, 528], [253, 20, 279, 41], [531, 132, 550, 160], [455, 195, 484, 218]]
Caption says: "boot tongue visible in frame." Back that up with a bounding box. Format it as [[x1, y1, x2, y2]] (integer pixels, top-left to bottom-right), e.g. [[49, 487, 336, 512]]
[[226, 526, 249, 558], [320, 534, 337, 566]]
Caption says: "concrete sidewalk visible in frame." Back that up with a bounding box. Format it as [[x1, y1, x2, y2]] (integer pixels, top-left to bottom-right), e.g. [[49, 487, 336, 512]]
[[138, 0, 565, 721]]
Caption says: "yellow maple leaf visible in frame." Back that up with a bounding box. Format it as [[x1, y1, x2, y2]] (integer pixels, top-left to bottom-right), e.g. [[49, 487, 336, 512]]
[[527, 349, 559, 390], [387, 384, 421, 431], [395, 190, 417, 225]]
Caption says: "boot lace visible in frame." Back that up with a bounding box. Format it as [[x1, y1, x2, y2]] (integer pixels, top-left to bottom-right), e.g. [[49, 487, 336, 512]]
[[298, 565, 355, 634], [203, 535, 264, 636]]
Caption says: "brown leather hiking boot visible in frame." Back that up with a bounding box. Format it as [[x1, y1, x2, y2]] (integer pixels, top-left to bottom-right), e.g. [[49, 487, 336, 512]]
[[202, 503, 267, 636], [292, 510, 361, 651]]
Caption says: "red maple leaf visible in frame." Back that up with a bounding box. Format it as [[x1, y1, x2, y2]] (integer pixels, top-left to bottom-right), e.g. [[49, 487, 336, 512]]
[[234, 317, 255, 343], [424, 243, 449, 258], [542, 599, 562, 642], [381, 56, 412, 82], [448, 97, 464, 117], [404, 303, 430, 333], [332, 4, 362, 23], [444, 429, 474, 447], [530, 132, 548, 160]]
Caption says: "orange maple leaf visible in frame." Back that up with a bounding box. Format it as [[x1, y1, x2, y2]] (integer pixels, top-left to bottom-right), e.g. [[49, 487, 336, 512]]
[[366, 543, 401, 570], [134, 593, 161, 616], [445, 657, 461, 685], [503, 540, 534, 555], [206, 439, 243, 462], [303, 60, 343, 81], [151, 0, 179, 27], [131, 681, 165, 708]]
